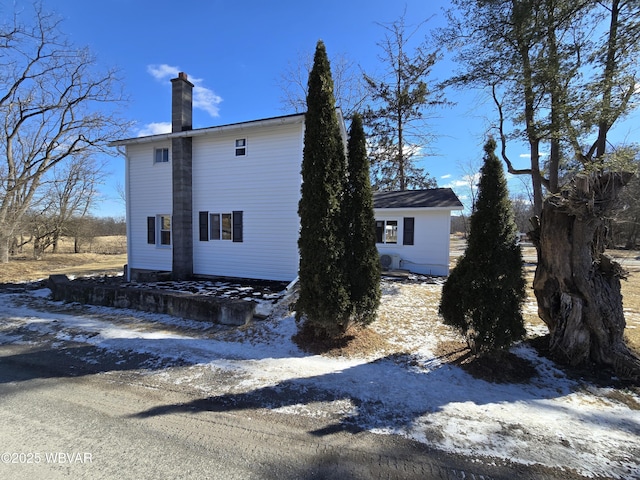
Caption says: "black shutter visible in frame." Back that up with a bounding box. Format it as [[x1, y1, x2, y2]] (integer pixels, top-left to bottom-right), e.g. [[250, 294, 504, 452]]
[[375, 221, 384, 244], [199, 211, 209, 241], [232, 211, 243, 242], [147, 216, 155, 244], [403, 217, 415, 245]]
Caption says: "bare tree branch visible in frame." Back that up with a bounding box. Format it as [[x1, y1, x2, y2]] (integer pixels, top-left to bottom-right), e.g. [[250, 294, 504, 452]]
[[277, 50, 366, 118], [0, 4, 130, 262]]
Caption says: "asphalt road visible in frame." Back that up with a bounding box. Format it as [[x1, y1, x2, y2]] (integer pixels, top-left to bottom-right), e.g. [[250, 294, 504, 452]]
[[0, 339, 594, 480]]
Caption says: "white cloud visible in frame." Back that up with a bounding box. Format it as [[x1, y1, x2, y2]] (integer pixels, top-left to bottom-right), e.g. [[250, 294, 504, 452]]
[[519, 152, 549, 158], [458, 173, 481, 186], [441, 174, 452, 179], [147, 64, 223, 118], [193, 85, 223, 118], [147, 64, 180, 81], [441, 179, 467, 189], [441, 173, 480, 191], [137, 122, 171, 137]]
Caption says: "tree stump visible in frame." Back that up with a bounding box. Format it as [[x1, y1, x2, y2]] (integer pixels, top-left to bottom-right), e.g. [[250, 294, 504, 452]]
[[533, 171, 640, 381]]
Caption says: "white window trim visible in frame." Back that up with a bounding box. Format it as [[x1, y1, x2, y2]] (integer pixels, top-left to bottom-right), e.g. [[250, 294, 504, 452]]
[[209, 212, 233, 240], [376, 219, 399, 244], [158, 214, 171, 247], [235, 138, 247, 156], [154, 147, 170, 164]]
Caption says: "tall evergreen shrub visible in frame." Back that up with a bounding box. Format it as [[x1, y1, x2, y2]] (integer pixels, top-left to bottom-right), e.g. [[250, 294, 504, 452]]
[[439, 138, 526, 353], [343, 113, 381, 325], [296, 40, 350, 337]]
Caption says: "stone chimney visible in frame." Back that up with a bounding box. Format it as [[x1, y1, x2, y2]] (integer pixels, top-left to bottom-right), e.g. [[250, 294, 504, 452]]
[[171, 72, 194, 280], [171, 72, 193, 132]]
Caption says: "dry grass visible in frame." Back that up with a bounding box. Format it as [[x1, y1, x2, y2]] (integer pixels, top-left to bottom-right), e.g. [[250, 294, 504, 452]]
[[292, 323, 393, 357], [1, 236, 126, 283]]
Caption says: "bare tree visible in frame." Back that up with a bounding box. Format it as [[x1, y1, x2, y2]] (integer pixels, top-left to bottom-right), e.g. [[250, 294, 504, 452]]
[[456, 158, 481, 211], [510, 193, 534, 234], [48, 154, 105, 252], [0, 4, 129, 263], [278, 50, 366, 118], [452, 157, 481, 236], [115, 181, 126, 205]]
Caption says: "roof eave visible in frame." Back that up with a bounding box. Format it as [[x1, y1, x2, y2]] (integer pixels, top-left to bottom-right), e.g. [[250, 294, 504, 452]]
[[109, 113, 306, 147], [374, 205, 464, 212]]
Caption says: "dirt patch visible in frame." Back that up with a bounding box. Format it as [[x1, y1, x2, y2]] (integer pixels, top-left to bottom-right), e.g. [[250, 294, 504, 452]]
[[433, 339, 470, 363], [434, 339, 538, 384], [292, 322, 393, 357], [458, 350, 539, 384]]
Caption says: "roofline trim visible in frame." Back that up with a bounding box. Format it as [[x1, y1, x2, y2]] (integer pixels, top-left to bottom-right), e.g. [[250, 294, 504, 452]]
[[110, 112, 306, 147], [374, 206, 464, 212]]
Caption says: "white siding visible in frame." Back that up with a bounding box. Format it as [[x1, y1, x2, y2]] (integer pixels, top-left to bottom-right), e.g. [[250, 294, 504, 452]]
[[375, 208, 453, 276], [192, 122, 303, 281], [126, 142, 173, 272]]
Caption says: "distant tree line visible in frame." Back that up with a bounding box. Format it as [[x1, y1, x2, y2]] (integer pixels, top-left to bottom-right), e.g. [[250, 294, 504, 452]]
[[11, 215, 126, 258]]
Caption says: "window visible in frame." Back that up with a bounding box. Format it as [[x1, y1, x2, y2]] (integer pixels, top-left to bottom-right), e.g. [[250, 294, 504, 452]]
[[154, 147, 169, 163], [235, 138, 246, 156], [221, 213, 232, 240], [199, 211, 243, 242], [147, 215, 171, 246], [210, 213, 221, 240], [375, 220, 398, 244], [159, 215, 171, 245]]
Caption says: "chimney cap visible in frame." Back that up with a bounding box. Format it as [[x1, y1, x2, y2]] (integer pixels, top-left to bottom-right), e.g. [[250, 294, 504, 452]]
[[171, 71, 194, 87]]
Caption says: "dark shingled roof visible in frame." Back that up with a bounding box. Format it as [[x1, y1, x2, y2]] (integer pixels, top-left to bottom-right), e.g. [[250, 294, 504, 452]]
[[373, 188, 463, 209]]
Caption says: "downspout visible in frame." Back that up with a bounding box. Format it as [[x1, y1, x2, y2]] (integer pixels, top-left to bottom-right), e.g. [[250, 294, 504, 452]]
[[122, 147, 132, 282]]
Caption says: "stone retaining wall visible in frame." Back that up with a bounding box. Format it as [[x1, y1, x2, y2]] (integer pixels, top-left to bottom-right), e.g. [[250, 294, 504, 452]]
[[48, 275, 255, 326]]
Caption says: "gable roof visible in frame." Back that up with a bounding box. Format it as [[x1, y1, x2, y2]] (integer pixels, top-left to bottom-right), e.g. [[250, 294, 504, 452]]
[[373, 188, 463, 210]]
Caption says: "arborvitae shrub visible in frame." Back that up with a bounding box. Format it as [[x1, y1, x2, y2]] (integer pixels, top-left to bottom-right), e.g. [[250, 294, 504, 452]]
[[296, 40, 351, 337], [343, 113, 381, 326], [439, 138, 526, 353]]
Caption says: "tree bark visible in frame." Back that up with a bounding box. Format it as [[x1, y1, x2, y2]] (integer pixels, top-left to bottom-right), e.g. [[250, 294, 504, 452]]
[[533, 171, 640, 381], [0, 235, 9, 263]]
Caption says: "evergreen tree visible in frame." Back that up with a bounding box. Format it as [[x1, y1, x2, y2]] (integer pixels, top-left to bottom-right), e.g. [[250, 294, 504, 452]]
[[363, 12, 444, 191], [439, 138, 526, 354], [296, 40, 350, 337], [344, 113, 381, 325]]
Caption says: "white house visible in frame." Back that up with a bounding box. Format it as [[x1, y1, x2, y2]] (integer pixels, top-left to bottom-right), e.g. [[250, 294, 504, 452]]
[[373, 189, 463, 276], [111, 72, 462, 282]]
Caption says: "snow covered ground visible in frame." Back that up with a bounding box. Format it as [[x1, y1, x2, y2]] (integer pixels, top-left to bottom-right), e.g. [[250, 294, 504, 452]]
[[0, 282, 639, 479]]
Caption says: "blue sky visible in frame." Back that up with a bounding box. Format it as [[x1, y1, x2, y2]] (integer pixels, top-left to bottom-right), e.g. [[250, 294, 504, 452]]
[[35, 0, 640, 217]]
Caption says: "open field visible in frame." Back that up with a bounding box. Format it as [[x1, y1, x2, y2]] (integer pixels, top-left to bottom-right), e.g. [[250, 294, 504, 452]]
[[2, 236, 126, 283]]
